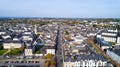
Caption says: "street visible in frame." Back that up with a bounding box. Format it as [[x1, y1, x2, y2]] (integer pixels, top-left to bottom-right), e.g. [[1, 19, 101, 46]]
[[55, 24, 64, 67]]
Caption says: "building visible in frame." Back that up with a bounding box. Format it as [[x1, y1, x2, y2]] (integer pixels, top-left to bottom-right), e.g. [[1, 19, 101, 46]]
[[117, 33, 120, 44], [64, 59, 107, 67], [22, 34, 33, 41], [64, 43, 109, 67], [94, 37, 111, 50], [0, 31, 6, 35], [35, 38, 44, 46], [64, 52, 108, 67], [96, 29, 120, 44], [44, 46, 55, 55], [1, 34, 11, 40], [3, 40, 22, 49], [101, 32, 117, 42], [37, 29, 43, 35], [73, 35, 86, 44], [24, 47, 33, 56], [71, 44, 89, 55], [106, 48, 120, 64], [44, 39, 55, 46], [46, 49, 55, 55]]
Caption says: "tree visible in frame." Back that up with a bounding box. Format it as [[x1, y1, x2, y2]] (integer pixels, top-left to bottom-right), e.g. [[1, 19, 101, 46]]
[[0, 45, 3, 50], [50, 59, 56, 65], [116, 25, 120, 30], [45, 61, 50, 67], [104, 25, 110, 28], [49, 65, 55, 67], [93, 24, 97, 27], [113, 25, 120, 31], [65, 31, 69, 35], [19, 46, 24, 51], [45, 53, 54, 59]]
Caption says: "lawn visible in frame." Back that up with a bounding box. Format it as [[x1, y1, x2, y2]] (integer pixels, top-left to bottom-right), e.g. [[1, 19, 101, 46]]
[[0, 45, 8, 55], [8, 48, 22, 55], [0, 49, 7, 55]]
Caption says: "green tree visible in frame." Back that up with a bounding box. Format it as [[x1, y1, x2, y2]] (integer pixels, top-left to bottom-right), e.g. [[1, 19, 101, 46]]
[[116, 25, 120, 30], [93, 24, 97, 27], [0, 45, 3, 50], [65, 31, 69, 35], [104, 25, 110, 28]]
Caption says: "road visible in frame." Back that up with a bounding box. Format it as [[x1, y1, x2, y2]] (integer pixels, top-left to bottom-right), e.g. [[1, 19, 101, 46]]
[[55, 24, 64, 67]]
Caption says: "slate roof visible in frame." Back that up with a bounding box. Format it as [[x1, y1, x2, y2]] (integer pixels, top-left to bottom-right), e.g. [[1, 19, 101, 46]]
[[112, 49, 120, 56]]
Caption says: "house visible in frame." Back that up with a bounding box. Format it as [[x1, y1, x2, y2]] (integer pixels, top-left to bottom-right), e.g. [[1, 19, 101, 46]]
[[73, 35, 85, 44], [12, 33, 22, 40], [24, 40, 32, 47], [44, 46, 55, 55], [46, 49, 55, 55], [13, 38, 19, 41], [44, 39, 55, 46], [10, 27, 26, 33], [1, 34, 11, 40], [71, 44, 89, 55], [37, 27, 43, 35], [0, 31, 6, 35], [24, 42, 36, 56], [24, 31, 33, 35], [21, 31, 35, 41], [22, 34, 33, 41]]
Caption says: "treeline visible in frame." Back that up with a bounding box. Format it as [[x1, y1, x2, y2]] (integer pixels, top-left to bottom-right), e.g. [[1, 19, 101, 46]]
[[0, 18, 50, 26], [96, 18, 120, 23], [93, 24, 120, 30]]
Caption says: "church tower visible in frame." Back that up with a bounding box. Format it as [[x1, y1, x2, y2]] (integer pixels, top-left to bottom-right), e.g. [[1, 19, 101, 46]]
[[34, 24, 37, 34]]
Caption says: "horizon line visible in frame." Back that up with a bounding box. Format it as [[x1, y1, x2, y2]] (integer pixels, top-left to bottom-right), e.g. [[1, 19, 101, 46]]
[[0, 16, 120, 19]]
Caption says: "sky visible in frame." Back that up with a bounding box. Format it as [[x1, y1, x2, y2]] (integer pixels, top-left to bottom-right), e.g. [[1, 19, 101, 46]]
[[0, 0, 120, 18]]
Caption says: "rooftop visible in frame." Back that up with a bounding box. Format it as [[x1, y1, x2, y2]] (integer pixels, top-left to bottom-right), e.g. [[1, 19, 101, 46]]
[[111, 49, 120, 56], [65, 52, 106, 62]]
